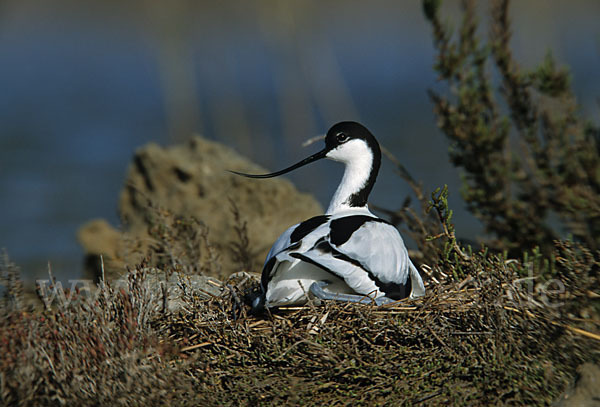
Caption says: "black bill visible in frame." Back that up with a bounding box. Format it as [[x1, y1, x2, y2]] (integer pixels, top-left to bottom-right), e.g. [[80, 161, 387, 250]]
[[229, 148, 328, 179]]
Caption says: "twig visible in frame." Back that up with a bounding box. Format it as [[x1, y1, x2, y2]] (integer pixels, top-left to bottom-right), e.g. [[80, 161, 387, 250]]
[[180, 342, 212, 352], [301, 135, 325, 148], [503, 306, 600, 341]]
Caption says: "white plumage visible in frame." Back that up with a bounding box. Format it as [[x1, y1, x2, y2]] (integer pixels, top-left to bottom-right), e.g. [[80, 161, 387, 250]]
[[263, 208, 425, 307], [232, 121, 425, 311]]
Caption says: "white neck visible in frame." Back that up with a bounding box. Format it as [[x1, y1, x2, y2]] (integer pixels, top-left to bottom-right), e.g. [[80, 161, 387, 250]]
[[326, 150, 373, 214]]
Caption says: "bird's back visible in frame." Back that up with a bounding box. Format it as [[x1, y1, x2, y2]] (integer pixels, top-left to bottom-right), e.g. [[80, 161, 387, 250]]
[[258, 210, 424, 308]]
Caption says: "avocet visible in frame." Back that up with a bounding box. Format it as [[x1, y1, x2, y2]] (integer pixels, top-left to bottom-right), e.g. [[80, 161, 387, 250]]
[[232, 121, 425, 312]]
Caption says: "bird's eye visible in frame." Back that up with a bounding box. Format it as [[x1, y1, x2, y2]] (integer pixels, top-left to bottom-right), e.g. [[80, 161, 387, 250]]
[[336, 132, 348, 143]]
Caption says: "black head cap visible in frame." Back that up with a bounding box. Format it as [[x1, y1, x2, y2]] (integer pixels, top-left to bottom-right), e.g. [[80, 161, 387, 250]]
[[324, 121, 381, 156]]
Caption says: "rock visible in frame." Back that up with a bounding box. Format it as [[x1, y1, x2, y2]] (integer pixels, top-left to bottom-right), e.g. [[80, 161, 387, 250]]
[[77, 219, 121, 257], [78, 136, 322, 281], [77, 219, 125, 279], [554, 363, 600, 407]]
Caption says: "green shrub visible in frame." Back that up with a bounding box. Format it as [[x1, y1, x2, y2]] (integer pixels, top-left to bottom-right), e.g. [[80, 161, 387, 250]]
[[422, 0, 600, 255]]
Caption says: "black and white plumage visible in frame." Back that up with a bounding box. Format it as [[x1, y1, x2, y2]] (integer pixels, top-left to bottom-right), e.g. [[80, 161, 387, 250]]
[[232, 121, 425, 312]]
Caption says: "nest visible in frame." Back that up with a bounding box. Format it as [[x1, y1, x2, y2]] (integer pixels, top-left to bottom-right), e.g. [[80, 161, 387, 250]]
[[155, 257, 599, 406]]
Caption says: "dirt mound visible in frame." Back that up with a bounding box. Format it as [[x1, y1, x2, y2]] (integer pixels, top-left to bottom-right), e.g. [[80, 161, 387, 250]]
[[78, 136, 322, 281]]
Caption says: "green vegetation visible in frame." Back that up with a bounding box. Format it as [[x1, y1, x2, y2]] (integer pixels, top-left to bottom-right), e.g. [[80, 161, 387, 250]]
[[422, 0, 600, 255], [0, 0, 598, 405]]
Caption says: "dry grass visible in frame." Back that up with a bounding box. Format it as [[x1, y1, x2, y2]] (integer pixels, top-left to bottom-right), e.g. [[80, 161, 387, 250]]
[[2, 234, 597, 406], [159, 244, 599, 406]]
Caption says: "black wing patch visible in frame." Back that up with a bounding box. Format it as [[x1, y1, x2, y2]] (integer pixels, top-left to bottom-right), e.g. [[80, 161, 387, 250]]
[[329, 215, 390, 246], [315, 239, 411, 300], [261, 256, 278, 291], [290, 215, 330, 243]]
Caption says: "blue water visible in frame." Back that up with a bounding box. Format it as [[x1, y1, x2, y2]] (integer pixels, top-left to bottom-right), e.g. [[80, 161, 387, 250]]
[[1, 1, 599, 281]]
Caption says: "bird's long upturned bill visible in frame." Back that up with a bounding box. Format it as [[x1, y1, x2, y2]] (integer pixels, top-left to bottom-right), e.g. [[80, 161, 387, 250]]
[[229, 149, 327, 179]]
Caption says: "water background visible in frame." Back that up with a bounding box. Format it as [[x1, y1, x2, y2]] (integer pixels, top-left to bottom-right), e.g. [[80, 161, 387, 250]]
[[1, 0, 599, 282]]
